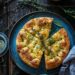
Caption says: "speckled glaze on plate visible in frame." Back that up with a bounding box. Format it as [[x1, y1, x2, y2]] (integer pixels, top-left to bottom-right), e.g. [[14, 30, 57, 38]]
[[9, 11, 75, 75]]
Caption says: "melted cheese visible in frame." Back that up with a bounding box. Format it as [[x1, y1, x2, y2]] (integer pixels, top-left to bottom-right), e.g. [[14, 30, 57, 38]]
[[52, 32, 60, 41]]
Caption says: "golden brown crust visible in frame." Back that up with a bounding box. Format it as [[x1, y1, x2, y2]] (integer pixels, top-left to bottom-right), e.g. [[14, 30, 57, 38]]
[[19, 52, 41, 68], [59, 28, 70, 51], [24, 17, 53, 28], [45, 56, 62, 69]]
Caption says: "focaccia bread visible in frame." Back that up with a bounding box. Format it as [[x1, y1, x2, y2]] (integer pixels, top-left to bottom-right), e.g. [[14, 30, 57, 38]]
[[16, 17, 70, 70]]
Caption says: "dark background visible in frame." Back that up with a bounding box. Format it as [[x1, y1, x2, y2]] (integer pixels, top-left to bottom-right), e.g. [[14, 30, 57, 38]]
[[0, 0, 75, 75]]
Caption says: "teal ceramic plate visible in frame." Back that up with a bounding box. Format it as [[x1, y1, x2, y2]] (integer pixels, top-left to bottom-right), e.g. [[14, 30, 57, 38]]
[[9, 11, 75, 75]]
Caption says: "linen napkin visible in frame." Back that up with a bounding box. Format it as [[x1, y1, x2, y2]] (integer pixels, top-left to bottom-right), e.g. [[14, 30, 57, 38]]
[[59, 46, 75, 75]]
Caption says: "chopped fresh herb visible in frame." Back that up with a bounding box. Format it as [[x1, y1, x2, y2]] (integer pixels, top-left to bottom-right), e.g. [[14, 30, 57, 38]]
[[31, 49, 33, 53], [21, 35, 24, 42], [29, 35, 33, 40], [38, 32, 43, 39], [49, 38, 55, 45], [49, 52, 55, 58], [47, 49, 51, 55]]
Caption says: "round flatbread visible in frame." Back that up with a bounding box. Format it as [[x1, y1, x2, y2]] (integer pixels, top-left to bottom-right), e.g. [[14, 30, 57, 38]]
[[16, 17, 70, 70]]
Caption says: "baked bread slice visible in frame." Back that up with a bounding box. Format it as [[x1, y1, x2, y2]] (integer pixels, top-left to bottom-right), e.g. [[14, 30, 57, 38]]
[[44, 28, 70, 69], [16, 28, 44, 68], [24, 17, 53, 40]]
